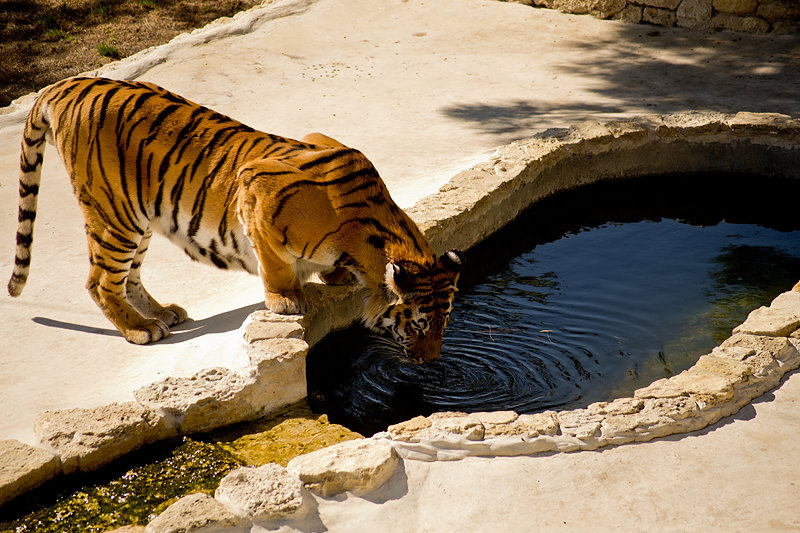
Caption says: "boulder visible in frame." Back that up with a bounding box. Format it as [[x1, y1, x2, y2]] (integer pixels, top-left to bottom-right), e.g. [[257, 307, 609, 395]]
[[712, 0, 757, 14], [0, 439, 61, 506], [134, 367, 256, 435], [34, 402, 171, 474], [146, 492, 247, 533], [733, 306, 800, 337], [214, 463, 308, 521], [287, 438, 399, 496], [676, 0, 713, 28]]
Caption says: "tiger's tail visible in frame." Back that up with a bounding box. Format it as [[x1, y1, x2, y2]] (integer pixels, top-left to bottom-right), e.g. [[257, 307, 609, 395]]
[[8, 95, 50, 297]]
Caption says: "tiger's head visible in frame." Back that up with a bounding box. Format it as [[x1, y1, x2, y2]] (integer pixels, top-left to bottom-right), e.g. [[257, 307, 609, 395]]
[[370, 249, 464, 361]]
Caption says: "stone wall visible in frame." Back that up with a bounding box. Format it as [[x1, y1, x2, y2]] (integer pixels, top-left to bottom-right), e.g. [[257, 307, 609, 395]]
[[507, 0, 800, 33]]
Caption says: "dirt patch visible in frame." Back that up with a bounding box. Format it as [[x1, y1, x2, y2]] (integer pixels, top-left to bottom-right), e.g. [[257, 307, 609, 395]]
[[0, 0, 263, 108]]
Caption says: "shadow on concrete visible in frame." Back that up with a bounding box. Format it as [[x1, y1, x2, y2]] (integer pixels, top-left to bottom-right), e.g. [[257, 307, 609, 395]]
[[32, 316, 122, 339], [163, 301, 264, 344], [31, 301, 264, 345], [440, 24, 800, 138]]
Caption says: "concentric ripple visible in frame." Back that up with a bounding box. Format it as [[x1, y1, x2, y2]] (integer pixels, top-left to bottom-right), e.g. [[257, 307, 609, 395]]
[[307, 174, 800, 436]]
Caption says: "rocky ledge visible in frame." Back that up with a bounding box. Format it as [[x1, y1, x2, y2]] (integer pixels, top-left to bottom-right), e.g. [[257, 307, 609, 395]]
[[380, 286, 800, 461]]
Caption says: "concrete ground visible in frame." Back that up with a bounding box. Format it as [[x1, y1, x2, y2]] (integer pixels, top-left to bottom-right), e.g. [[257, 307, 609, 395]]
[[0, 0, 798, 530]]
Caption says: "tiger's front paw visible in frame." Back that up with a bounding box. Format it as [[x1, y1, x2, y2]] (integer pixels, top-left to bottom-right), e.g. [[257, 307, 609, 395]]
[[121, 318, 170, 344], [265, 291, 308, 315]]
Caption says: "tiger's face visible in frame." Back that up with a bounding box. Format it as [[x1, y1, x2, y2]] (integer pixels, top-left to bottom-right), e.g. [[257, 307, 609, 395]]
[[377, 249, 464, 361]]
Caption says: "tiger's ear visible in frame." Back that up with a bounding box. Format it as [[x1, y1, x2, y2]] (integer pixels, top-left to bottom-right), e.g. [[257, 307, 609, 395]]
[[384, 262, 413, 297], [440, 249, 464, 273]]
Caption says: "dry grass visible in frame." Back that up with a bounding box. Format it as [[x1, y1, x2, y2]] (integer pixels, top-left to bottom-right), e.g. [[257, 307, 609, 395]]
[[0, 0, 262, 107]]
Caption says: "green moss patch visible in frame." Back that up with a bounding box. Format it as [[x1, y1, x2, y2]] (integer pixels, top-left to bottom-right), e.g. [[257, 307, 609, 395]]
[[0, 402, 361, 532]]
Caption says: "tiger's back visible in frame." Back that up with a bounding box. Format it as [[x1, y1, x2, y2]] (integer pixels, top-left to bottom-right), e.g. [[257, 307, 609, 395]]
[[8, 77, 463, 359]]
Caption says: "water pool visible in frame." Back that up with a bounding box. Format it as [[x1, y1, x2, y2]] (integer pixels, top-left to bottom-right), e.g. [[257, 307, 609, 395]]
[[308, 173, 800, 436]]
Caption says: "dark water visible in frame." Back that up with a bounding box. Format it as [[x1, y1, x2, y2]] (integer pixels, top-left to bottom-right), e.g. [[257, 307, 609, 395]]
[[307, 173, 800, 436]]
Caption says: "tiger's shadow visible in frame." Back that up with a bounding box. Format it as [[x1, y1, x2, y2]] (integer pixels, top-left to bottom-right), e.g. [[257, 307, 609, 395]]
[[32, 301, 265, 345]]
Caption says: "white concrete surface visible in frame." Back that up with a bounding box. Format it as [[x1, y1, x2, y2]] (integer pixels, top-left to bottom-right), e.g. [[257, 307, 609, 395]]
[[1, 0, 799, 529], [313, 372, 800, 532]]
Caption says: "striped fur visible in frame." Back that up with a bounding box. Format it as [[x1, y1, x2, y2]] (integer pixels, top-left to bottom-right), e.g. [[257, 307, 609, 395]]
[[8, 77, 462, 358]]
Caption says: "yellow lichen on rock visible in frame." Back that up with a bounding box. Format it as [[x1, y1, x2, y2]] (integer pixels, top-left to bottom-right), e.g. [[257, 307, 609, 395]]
[[210, 403, 362, 467]]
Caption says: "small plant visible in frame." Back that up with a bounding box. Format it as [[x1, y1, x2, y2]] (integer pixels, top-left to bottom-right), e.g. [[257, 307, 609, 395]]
[[97, 41, 122, 59], [39, 13, 74, 41], [138, 0, 157, 9], [91, 4, 110, 18], [45, 27, 74, 41]]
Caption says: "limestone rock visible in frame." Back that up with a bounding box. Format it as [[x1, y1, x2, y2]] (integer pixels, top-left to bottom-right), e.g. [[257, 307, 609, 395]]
[[428, 412, 486, 441], [104, 526, 147, 533], [631, 0, 681, 7], [711, 13, 770, 32], [387, 415, 432, 439], [287, 438, 399, 497], [134, 367, 256, 435], [770, 290, 800, 316], [588, 397, 645, 415], [35, 402, 170, 474], [471, 410, 519, 425], [0, 439, 61, 506], [733, 306, 800, 337], [721, 334, 800, 367], [713, 0, 757, 14], [242, 312, 304, 343], [671, 367, 736, 409], [757, 0, 800, 22], [472, 411, 526, 437], [694, 354, 752, 382], [614, 4, 643, 22], [643, 6, 677, 26], [601, 396, 701, 443], [146, 492, 247, 533], [243, 338, 308, 416], [533, 0, 626, 17], [634, 376, 686, 399], [513, 411, 560, 437], [557, 409, 603, 439], [215, 463, 307, 520], [676, 0, 712, 27]]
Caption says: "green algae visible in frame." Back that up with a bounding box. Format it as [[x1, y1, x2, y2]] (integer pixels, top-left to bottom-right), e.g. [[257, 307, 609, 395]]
[[0, 402, 361, 533], [0, 438, 243, 532], [207, 402, 363, 467]]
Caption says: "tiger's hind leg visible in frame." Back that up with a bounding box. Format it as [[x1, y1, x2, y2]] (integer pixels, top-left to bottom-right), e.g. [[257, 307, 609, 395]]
[[82, 214, 169, 344], [126, 229, 188, 327]]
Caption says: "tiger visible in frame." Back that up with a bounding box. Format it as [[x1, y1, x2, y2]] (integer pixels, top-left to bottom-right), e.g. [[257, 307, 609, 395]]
[[8, 76, 464, 361]]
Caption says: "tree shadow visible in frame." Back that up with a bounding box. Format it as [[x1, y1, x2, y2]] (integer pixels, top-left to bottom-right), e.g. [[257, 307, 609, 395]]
[[440, 20, 800, 139]]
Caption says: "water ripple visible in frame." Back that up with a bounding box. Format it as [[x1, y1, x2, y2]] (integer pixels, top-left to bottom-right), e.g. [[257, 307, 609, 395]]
[[308, 216, 800, 436]]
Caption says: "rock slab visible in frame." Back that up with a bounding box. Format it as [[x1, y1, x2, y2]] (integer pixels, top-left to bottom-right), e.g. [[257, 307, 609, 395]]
[[0, 439, 61, 507], [214, 463, 308, 520], [287, 438, 399, 496], [34, 402, 170, 474], [146, 492, 247, 533]]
